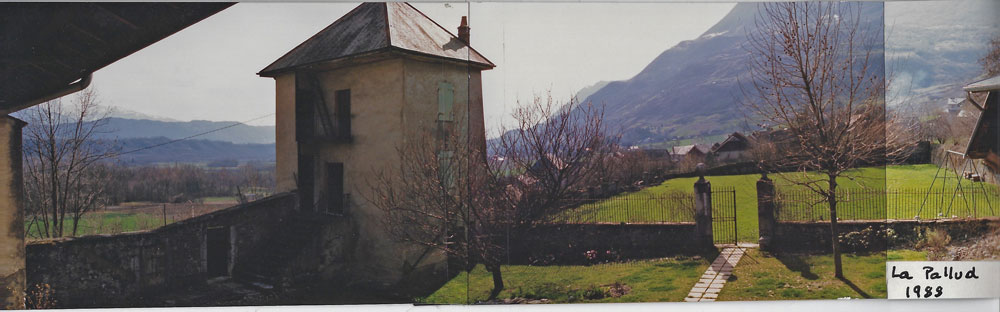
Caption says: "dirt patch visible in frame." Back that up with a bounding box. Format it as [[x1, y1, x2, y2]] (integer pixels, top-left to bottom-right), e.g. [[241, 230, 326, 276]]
[[943, 226, 1000, 260], [606, 282, 631, 297]]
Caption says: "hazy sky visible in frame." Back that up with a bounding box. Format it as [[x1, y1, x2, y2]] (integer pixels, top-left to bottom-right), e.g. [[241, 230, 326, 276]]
[[93, 2, 735, 132]]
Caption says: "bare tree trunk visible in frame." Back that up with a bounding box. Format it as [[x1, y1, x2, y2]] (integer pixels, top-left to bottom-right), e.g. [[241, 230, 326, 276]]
[[828, 174, 843, 278], [488, 264, 504, 300], [50, 157, 59, 237], [71, 212, 83, 237]]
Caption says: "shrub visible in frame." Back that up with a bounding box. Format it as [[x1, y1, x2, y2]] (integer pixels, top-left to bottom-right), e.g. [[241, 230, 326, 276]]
[[583, 249, 622, 265], [915, 229, 952, 260], [838, 226, 888, 252], [25, 284, 56, 309], [510, 283, 612, 302]]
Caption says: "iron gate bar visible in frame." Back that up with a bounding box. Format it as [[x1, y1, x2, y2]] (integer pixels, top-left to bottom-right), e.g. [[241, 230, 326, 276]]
[[711, 186, 738, 245]]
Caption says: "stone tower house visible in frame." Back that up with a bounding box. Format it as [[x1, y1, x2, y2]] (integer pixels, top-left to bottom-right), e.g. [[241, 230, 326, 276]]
[[258, 2, 494, 288]]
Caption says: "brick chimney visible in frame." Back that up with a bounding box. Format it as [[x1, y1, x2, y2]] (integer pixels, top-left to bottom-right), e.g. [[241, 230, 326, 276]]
[[458, 16, 470, 43]]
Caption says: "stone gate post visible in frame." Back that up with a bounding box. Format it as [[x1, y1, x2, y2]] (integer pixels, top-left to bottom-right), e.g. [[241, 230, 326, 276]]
[[757, 172, 776, 251], [693, 163, 713, 246]]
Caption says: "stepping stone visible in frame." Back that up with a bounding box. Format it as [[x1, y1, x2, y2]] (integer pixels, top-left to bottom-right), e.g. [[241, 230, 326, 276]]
[[687, 247, 751, 302]]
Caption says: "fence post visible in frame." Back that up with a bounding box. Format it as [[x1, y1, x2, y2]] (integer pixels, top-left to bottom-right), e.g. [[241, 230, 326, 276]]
[[757, 172, 776, 252], [694, 163, 713, 246]]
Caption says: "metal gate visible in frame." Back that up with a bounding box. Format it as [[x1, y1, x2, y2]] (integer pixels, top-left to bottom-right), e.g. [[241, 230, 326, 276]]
[[711, 187, 738, 245]]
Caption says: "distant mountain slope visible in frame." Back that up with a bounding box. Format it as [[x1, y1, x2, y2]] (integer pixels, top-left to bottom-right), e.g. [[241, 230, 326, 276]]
[[885, 0, 1000, 107], [91, 117, 275, 144], [577, 3, 885, 146], [103, 106, 179, 122], [115, 137, 274, 165]]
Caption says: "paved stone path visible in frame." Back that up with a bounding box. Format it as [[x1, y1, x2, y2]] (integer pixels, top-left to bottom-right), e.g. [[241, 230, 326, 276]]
[[685, 247, 745, 302]]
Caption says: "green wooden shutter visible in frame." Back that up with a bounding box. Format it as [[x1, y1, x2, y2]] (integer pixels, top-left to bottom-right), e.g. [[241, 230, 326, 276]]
[[438, 82, 454, 121]]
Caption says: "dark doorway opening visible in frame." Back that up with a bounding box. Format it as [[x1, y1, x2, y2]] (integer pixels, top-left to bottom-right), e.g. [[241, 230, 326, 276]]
[[327, 162, 345, 214], [207, 226, 231, 277]]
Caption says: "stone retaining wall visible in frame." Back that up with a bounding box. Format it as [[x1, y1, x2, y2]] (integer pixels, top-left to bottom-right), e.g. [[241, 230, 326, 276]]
[[771, 218, 1000, 252], [25, 192, 297, 307], [509, 223, 705, 265]]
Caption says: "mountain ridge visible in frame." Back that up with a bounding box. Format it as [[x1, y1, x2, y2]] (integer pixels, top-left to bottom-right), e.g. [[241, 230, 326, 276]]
[[574, 2, 998, 147], [90, 117, 275, 144]]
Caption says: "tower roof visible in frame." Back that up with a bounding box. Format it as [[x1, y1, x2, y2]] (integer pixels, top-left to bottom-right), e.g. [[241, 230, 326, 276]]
[[258, 2, 494, 77]]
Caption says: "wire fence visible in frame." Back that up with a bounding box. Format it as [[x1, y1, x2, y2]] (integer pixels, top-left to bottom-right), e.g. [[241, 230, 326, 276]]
[[554, 191, 696, 223], [25, 202, 236, 240], [776, 186, 1000, 221]]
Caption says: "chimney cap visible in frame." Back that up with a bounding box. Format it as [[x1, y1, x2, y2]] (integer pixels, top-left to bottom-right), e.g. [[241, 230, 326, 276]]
[[458, 16, 470, 43]]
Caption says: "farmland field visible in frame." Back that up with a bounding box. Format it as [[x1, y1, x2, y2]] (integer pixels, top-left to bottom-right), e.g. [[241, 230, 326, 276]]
[[25, 200, 238, 240]]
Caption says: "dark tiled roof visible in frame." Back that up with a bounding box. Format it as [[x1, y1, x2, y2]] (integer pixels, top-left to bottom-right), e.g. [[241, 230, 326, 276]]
[[259, 2, 493, 77], [965, 75, 1000, 92], [712, 132, 750, 153]]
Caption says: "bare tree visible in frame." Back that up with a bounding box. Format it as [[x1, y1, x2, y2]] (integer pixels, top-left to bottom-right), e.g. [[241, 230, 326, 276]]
[[236, 163, 274, 204], [368, 94, 618, 300], [981, 36, 1000, 77], [22, 88, 118, 238], [493, 94, 620, 223], [744, 2, 890, 278], [921, 109, 978, 148]]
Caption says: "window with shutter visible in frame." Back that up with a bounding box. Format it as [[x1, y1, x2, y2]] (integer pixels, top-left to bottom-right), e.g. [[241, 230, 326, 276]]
[[438, 82, 454, 121]]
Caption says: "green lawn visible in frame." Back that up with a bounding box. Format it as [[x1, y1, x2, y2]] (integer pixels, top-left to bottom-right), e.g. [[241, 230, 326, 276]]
[[26, 212, 168, 239], [202, 196, 239, 203], [562, 166, 891, 242], [560, 164, 999, 242], [884, 164, 1000, 219], [717, 249, 927, 301], [421, 256, 711, 304]]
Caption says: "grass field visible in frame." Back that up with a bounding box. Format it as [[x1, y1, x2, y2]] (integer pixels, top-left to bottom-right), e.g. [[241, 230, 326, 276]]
[[883, 164, 1000, 219], [420, 256, 711, 304], [717, 249, 927, 301], [562, 166, 890, 242], [26, 212, 167, 239], [421, 250, 928, 303], [25, 201, 235, 239], [560, 164, 1000, 242]]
